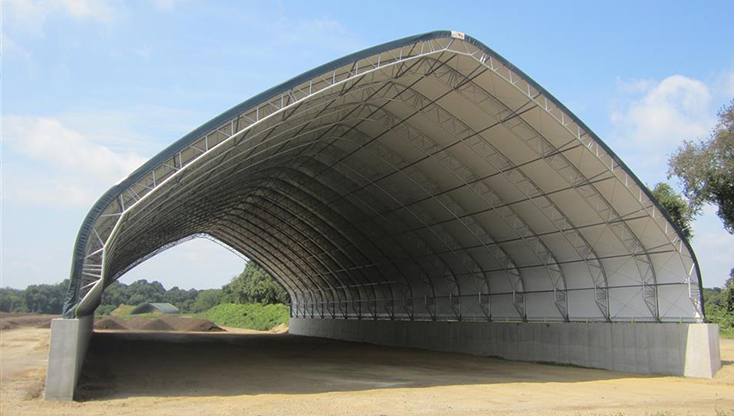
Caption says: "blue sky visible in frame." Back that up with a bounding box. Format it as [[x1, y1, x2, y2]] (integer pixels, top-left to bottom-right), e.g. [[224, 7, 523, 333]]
[[2, 0, 734, 291]]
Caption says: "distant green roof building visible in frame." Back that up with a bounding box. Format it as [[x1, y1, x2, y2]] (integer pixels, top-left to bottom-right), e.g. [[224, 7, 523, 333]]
[[130, 303, 179, 315]]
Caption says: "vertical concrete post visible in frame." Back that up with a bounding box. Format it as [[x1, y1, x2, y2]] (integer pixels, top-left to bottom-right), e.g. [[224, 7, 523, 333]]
[[44, 315, 93, 401], [684, 323, 721, 378]]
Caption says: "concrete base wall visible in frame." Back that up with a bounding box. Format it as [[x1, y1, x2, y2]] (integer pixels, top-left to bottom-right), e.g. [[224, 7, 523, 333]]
[[45, 315, 93, 401], [290, 318, 721, 377]]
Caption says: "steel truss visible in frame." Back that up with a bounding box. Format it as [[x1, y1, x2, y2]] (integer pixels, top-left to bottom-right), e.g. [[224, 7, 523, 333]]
[[65, 31, 703, 324]]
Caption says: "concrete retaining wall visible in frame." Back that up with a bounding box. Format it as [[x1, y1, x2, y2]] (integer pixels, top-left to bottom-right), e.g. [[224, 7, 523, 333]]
[[290, 318, 721, 377], [45, 315, 94, 401]]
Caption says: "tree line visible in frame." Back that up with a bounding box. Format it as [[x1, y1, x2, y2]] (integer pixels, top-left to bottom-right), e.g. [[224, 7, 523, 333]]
[[703, 269, 734, 336], [0, 280, 69, 314], [0, 261, 288, 315]]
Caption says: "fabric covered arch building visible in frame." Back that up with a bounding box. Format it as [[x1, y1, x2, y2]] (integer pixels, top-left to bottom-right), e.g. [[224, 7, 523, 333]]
[[46, 31, 720, 400], [65, 30, 703, 323]]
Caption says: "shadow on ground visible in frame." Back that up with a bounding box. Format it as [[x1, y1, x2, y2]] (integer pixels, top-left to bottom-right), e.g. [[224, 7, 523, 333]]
[[77, 330, 639, 400]]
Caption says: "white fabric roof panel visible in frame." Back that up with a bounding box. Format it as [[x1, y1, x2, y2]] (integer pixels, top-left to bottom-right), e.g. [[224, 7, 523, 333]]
[[63, 31, 704, 323]]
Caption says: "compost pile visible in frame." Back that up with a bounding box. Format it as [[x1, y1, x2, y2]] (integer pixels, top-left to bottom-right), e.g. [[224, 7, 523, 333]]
[[0, 312, 59, 330], [94, 315, 224, 332]]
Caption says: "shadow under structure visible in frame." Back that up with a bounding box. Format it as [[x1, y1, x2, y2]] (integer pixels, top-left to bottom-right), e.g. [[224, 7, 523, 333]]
[[46, 31, 721, 401]]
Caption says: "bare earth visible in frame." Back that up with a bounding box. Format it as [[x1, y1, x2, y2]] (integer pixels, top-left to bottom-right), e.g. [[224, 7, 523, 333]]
[[1, 322, 733, 416]]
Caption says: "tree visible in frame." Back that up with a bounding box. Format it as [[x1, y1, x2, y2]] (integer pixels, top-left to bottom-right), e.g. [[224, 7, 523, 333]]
[[4, 264, 291, 316], [95, 304, 116, 316], [19, 281, 65, 314], [650, 183, 695, 239], [101, 281, 129, 306], [222, 262, 289, 305], [163, 286, 199, 312], [0, 288, 27, 312], [125, 279, 165, 305], [668, 99, 734, 234], [98, 280, 200, 313], [190, 289, 223, 313]]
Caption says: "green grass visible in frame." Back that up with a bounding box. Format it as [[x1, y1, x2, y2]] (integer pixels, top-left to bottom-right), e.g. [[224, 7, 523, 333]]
[[113, 312, 180, 320], [95, 304, 182, 320], [720, 326, 734, 339], [95, 304, 135, 317], [195, 303, 289, 331], [110, 304, 136, 316]]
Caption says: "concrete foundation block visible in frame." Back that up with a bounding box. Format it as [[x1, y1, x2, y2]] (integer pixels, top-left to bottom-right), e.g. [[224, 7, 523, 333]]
[[290, 318, 721, 377], [684, 324, 721, 378], [44, 315, 93, 401]]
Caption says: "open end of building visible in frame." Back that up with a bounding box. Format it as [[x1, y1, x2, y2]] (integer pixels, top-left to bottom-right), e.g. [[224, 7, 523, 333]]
[[45, 31, 721, 401]]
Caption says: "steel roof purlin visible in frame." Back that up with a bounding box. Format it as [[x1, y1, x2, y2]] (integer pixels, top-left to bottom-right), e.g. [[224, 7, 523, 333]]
[[63, 31, 704, 325]]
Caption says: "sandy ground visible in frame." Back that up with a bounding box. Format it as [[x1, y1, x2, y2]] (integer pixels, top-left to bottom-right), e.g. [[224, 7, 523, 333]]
[[1, 325, 733, 416]]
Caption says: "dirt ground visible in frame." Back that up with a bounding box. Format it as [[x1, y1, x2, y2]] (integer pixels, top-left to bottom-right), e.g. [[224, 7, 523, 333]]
[[1, 324, 733, 416], [0, 313, 58, 331]]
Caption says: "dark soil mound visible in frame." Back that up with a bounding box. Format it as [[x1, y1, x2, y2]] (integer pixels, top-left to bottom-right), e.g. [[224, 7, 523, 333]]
[[140, 319, 175, 331], [157, 315, 224, 332], [184, 319, 224, 332], [0, 314, 58, 330], [159, 315, 188, 328], [1, 320, 18, 330], [95, 317, 127, 330], [125, 316, 154, 330], [93, 314, 224, 332], [0, 312, 21, 319]]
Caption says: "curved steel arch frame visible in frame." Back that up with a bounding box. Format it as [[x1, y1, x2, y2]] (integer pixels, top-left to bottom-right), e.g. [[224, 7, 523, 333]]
[[63, 30, 704, 324]]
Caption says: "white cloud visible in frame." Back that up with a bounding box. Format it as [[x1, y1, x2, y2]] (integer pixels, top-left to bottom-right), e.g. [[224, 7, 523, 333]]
[[4, 0, 120, 34], [53, 0, 115, 19], [8, 174, 99, 207], [3, 116, 146, 207], [150, 0, 192, 11], [4, 116, 145, 182], [0, 32, 31, 59], [612, 75, 715, 147], [54, 105, 206, 149], [121, 237, 245, 289], [610, 74, 733, 288]]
